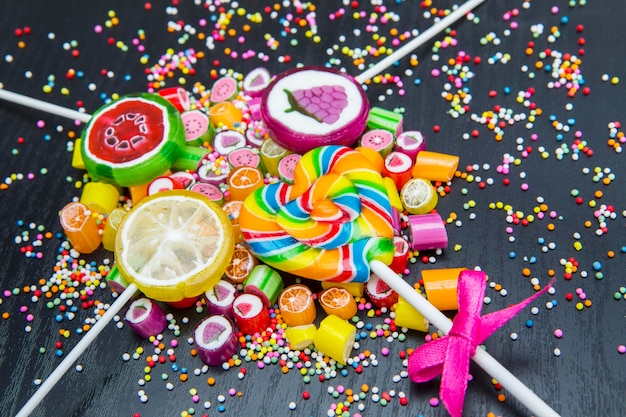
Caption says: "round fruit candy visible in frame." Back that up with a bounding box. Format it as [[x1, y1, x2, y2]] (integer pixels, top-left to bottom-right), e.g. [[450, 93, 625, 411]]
[[278, 284, 316, 327], [319, 286, 358, 320], [400, 177, 438, 215], [114, 189, 234, 302], [261, 66, 369, 154], [81, 93, 186, 187]]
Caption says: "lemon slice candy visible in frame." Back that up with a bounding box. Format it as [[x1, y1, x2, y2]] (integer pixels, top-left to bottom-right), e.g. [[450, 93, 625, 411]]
[[400, 177, 438, 215], [114, 189, 234, 302]]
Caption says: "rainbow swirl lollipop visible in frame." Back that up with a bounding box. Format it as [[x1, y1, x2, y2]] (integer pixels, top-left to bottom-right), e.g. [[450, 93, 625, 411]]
[[240, 145, 395, 282]]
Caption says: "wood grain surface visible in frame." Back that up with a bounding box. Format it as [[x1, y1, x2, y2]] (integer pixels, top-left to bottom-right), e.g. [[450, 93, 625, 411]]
[[1, 1, 625, 416]]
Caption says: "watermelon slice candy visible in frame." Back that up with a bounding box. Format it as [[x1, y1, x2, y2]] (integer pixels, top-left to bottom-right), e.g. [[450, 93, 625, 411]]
[[124, 297, 167, 339], [210, 76, 239, 104], [196, 155, 230, 186], [212, 130, 246, 156], [147, 176, 185, 196], [360, 129, 395, 157], [81, 93, 185, 187], [242, 67, 272, 97], [194, 315, 239, 366], [189, 182, 224, 206], [395, 130, 426, 161], [204, 279, 237, 318], [277, 153, 301, 184], [181, 109, 213, 147], [169, 170, 196, 189], [232, 293, 270, 335], [365, 273, 399, 309], [227, 147, 263, 171]]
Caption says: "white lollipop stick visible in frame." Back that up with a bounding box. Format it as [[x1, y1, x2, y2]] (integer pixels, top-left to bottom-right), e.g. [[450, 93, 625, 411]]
[[370, 260, 560, 417], [0, 88, 91, 123], [355, 0, 487, 84], [0, 0, 487, 124], [15, 283, 138, 417]]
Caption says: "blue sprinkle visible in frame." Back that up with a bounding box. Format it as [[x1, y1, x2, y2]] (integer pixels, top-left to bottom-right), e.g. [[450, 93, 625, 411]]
[[171, 364, 179, 372], [503, 86, 511, 94], [55, 349, 63, 357], [365, 323, 373, 330], [217, 405, 226, 413], [414, 78, 422, 86], [561, 16, 569, 24], [509, 252, 516, 259], [537, 237, 545, 244], [592, 261, 602, 271], [526, 320, 534, 328], [341, 369, 348, 377], [529, 256, 537, 264]]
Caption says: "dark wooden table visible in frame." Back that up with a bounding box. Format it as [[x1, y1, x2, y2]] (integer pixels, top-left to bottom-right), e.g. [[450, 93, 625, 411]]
[[1, 1, 624, 416]]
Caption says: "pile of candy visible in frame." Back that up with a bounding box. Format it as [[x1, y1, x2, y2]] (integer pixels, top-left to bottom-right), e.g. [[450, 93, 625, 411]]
[[61, 65, 462, 368]]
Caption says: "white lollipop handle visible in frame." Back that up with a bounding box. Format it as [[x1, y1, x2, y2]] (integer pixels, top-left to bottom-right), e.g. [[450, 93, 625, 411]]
[[0, 88, 91, 123], [15, 283, 138, 417], [0, 0, 487, 125], [370, 261, 560, 417], [355, 0, 487, 84]]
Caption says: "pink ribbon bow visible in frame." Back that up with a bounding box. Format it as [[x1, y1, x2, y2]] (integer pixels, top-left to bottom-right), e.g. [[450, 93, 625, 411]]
[[407, 270, 553, 417]]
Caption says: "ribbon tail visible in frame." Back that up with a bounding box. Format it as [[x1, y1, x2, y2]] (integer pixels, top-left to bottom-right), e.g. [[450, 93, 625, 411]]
[[440, 338, 472, 417], [477, 279, 555, 343], [407, 337, 449, 383]]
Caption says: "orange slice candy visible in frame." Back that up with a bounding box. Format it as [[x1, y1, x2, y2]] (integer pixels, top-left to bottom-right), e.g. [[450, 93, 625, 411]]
[[222, 200, 243, 243], [319, 286, 358, 320], [278, 284, 317, 327], [224, 247, 257, 284], [59, 201, 102, 254], [227, 166, 264, 202]]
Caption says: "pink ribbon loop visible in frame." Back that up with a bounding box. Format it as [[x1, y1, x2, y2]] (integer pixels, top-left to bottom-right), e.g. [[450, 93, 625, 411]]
[[407, 270, 554, 417]]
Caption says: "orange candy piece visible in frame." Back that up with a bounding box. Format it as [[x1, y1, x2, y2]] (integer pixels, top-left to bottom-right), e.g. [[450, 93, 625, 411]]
[[227, 166, 264, 202], [422, 267, 467, 311], [222, 200, 243, 244], [412, 151, 460, 183], [319, 286, 357, 320], [59, 202, 102, 254], [208, 101, 243, 130], [278, 284, 317, 327], [224, 247, 257, 284]]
